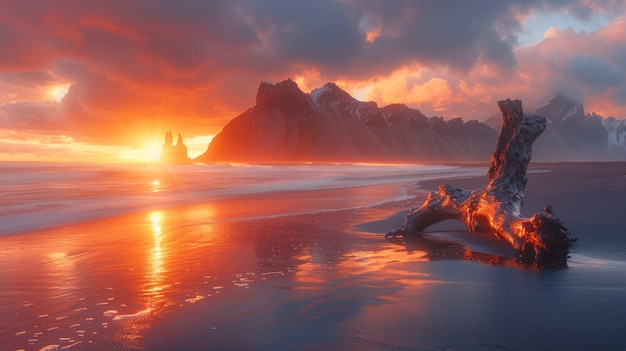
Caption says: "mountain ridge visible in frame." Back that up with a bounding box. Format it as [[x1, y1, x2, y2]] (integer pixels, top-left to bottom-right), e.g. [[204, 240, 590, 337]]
[[193, 81, 625, 163], [196, 79, 497, 163]]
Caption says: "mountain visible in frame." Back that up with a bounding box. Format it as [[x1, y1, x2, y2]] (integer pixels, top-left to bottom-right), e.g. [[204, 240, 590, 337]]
[[196, 79, 497, 163], [529, 94, 625, 161], [532, 94, 606, 160], [485, 94, 625, 161], [160, 131, 190, 163]]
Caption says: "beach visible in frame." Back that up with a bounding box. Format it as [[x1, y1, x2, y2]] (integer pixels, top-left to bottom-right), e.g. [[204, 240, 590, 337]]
[[1, 162, 625, 351]]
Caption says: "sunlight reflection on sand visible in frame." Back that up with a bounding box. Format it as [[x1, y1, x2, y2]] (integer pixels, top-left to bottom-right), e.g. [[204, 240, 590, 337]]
[[145, 211, 168, 310]]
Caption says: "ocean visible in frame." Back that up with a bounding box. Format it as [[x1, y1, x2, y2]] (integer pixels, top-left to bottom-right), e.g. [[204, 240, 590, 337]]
[[0, 162, 484, 237]]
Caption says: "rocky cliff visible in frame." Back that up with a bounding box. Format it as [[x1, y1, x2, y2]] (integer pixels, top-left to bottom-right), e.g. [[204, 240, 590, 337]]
[[196, 79, 497, 163]]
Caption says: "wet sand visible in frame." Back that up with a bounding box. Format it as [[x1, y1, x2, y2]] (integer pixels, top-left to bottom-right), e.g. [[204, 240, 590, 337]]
[[2, 163, 626, 351]]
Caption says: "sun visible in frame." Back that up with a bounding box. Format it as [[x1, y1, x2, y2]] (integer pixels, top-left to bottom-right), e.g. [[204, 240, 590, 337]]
[[144, 142, 162, 162]]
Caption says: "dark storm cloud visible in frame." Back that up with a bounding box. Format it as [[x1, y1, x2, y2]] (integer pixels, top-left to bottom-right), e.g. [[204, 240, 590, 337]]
[[561, 0, 626, 19], [244, 0, 363, 69], [239, 0, 524, 77], [1, 0, 622, 79], [364, 1, 518, 72], [567, 55, 624, 88], [239, 0, 619, 77]]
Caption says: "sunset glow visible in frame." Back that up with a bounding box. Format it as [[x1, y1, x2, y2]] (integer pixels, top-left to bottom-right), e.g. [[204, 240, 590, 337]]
[[185, 135, 214, 159], [145, 142, 162, 162], [47, 84, 70, 103], [0, 2, 625, 162]]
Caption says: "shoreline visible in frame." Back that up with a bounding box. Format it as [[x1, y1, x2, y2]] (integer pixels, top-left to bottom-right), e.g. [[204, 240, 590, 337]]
[[2, 162, 625, 351]]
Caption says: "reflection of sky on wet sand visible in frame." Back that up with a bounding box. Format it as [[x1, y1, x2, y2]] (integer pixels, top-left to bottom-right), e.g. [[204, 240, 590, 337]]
[[137, 208, 454, 350], [1, 196, 421, 350], [143, 206, 624, 351], [2, 185, 625, 350], [144, 211, 167, 308], [0, 188, 529, 351]]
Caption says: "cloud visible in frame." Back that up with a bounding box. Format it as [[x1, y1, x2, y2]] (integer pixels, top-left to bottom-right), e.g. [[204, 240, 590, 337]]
[[567, 55, 624, 88], [1, 0, 626, 159], [0, 101, 61, 130], [512, 18, 626, 115], [243, 0, 524, 78]]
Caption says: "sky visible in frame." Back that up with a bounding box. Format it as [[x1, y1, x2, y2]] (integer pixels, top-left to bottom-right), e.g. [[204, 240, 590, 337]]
[[1, 0, 626, 162]]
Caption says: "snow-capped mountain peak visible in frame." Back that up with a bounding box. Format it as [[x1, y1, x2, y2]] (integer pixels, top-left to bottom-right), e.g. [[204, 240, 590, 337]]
[[533, 94, 585, 123]]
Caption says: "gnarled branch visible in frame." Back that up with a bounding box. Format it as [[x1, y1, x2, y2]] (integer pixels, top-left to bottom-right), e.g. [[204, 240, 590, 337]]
[[387, 99, 577, 268]]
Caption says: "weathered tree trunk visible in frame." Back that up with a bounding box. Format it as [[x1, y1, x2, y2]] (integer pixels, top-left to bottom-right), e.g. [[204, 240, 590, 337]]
[[386, 99, 576, 268]]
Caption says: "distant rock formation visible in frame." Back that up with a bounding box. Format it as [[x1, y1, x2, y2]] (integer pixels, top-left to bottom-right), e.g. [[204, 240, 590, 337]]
[[160, 131, 190, 163], [195, 79, 497, 163]]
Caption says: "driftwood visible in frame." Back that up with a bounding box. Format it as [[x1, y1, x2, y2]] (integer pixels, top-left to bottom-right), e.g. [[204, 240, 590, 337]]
[[386, 99, 577, 268]]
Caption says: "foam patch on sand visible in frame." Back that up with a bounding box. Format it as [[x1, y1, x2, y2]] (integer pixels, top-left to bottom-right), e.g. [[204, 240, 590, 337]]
[[185, 295, 205, 303], [102, 310, 118, 317], [103, 308, 151, 321], [112, 308, 151, 321]]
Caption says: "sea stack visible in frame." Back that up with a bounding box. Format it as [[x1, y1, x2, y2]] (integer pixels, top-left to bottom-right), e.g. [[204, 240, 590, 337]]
[[160, 131, 190, 163]]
